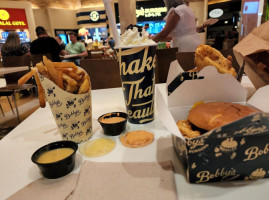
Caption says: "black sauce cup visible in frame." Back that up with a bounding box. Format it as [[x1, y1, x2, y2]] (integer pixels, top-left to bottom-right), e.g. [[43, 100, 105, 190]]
[[31, 141, 78, 179], [98, 112, 128, 136]]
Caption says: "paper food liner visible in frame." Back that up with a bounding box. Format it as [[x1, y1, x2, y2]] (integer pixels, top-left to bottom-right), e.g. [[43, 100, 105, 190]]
[[39, 74, 93, 143], [116, 45, 156, 124], [233, 21, 269, 58], [233, 21, 269, 89]]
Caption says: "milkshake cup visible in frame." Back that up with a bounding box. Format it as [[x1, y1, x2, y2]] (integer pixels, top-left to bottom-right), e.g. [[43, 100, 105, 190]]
[[116, 43, 157, 124]]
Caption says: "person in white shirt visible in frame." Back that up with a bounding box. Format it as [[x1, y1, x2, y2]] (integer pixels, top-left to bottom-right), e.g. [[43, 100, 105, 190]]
[[153, 0, 201, 52]]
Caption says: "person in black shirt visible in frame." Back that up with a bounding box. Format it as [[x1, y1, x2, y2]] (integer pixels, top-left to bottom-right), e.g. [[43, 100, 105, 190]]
[[30, 26, 64, 62]]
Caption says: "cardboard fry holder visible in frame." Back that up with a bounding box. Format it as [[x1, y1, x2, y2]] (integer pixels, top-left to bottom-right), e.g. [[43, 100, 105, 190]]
[[38, 74, 93, 144], [233, 21, 269, 89], [157, 63, 269, 183], [116, 44, 157, 124]]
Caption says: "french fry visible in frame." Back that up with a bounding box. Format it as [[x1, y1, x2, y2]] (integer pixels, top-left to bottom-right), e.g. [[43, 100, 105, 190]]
[[61, 68, 82, 82], [35, 62, 51, 80], [78, 78, 90, 94], [43, 56, 64, 90], [63, 73, 75, 82], [18, 70, 34, 85], [53, 62, 78, 71], [66, 79, 78, 93], [31, 68, 46, 108], [76, 69, 86, 81]]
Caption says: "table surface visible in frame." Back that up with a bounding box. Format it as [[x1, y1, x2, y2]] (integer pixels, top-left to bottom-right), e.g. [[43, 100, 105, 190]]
[[1, 78, 269, 200], [0, 66, 29, 76]]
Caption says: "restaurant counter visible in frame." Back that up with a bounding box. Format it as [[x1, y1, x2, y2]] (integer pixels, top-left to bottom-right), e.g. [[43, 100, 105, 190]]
[[1, 79, 268, 200]]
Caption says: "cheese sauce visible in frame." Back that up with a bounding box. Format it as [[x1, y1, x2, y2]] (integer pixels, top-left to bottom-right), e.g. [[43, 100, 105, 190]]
[[37, 148, 74, 163]]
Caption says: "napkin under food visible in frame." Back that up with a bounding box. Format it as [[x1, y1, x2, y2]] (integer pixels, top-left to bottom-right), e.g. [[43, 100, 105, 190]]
[[67, 161, 177, 200], [7, 173, 78, 200]]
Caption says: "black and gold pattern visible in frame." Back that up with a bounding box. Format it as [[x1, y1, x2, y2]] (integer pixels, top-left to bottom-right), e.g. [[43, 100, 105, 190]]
[[173, 113, 269, 183], [116, 46, 156, 124], [167, 72, 203, 95]]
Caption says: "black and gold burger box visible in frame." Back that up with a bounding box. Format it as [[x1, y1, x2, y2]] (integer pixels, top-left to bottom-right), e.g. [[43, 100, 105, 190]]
[[157, 63, 269, 183]]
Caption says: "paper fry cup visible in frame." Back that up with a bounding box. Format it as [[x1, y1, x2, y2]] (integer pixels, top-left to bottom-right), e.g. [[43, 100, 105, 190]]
[[116, 44, 157, 124], [39, 74, 93, 143]]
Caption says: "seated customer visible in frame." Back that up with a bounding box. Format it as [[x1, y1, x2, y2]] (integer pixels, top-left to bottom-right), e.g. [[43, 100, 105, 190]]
[[92, 39, 101, 49], [55, 36, 66, 50], [30, 26, 64, 62], [1, 32, 29, 58], [105, 36, 115, 57], [63, 32, 88, 66]]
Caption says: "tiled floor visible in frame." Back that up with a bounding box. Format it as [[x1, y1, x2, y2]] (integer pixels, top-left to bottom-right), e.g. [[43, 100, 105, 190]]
[[0, 94, 39, 139]]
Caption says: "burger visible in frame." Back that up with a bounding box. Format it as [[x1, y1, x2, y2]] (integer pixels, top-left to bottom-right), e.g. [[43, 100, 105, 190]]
[[177, 102, 260, 138]]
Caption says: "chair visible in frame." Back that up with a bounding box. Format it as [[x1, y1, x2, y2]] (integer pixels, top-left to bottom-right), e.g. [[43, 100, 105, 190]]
[[0, 54, 35, 122], [156, 48, 178, 83], [175, 52, 196, 71], [80, 59, 122, 90], [31, 53, 53, 67]]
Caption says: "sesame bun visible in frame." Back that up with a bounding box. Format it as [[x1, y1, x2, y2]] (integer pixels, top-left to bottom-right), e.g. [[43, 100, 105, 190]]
[[188, 102, 260, 131]]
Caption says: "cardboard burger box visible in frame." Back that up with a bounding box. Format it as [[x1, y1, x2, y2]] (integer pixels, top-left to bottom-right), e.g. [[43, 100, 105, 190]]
[[156, 63, 269, 183], [233, 21, 269, 89]]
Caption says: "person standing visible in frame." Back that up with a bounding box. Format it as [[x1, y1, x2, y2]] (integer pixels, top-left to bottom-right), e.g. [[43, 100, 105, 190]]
[[1, 32, 29, 58], [153, 0, 201, 52], [30, 26, 64, 62], [63, 32, 88, 66]]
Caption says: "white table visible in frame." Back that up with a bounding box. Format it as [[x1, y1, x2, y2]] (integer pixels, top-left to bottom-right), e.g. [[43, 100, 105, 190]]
[[0, 66, 29, 76], [1, 80, 268, 200]]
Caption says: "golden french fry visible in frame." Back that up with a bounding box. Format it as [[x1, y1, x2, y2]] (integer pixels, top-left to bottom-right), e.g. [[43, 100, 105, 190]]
[[43, 56, 64, 90], [78, 78, 90, 94], [76, 68, 85, 75], [31, 68, 46, 108], [84, 74, 90, 80], [67, 78, 77, 86], [18, 70, 34, 85], [53, 62, 78, 71], [61, 69, 81, 82], [66, 79, 78, 93], [63, 73, 76, 82], [35, 62, 51, 80]]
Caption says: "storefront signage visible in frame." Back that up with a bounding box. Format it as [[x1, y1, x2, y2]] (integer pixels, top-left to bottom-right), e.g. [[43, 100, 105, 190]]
[[136, 0, 167, 22], [0, 8, 28, 29], [136, 7, 167, 18], [89, 11, 100, 22], [209, 8, 224, 18]]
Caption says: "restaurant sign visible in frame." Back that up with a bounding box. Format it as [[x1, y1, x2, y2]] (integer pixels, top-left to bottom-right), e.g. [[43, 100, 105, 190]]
[[136, 0, 167, 22], [136, 7, 167, 18], [89, 11, 100, 23], [0, 8, 28, 29], [209, 8, 224, 18]]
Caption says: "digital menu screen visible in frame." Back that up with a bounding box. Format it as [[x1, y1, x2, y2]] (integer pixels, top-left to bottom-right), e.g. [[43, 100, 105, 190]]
[[243, 1, 259, 14], [1, 31, 27, 39], [58, 34, 68, 45], [137, 21, 166, 35], [1, 32, 9, 39]]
